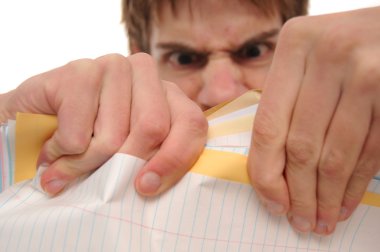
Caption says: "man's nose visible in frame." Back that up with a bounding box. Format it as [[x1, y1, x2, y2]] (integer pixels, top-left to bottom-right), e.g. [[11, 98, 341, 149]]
[[197, 56, 248, 109]]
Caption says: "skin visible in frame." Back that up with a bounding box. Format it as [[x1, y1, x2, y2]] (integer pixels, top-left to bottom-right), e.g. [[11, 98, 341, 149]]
[[0, 53, 208, 196], [250, 7, 380, 235], [1, 0, 379, 236], [140, 2, 380, 235], [149, 0, 282, 110]]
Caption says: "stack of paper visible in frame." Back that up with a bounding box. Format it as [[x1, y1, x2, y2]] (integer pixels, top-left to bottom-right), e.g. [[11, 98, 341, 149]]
[[0, 91, 379, 251], [0, 120, 15, 191]]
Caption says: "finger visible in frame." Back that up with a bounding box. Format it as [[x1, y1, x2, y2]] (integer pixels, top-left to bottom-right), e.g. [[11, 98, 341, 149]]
[[37, 59, 103, 165], [120, 53, 172, 160], [340, 116, 380, 221], [1, 62, 100, 119], [41, 54, 133, 195], [316, 88, 371, 235], [248, 18, 311, 216], [284, 47, 344, 233], [316, 57, 377, 234], [339, 56, 380, 221], [133, 82, 208, 196]]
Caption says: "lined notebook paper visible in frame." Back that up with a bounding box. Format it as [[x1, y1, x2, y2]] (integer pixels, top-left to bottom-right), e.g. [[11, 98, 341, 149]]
[[0, 90, 379, 251]]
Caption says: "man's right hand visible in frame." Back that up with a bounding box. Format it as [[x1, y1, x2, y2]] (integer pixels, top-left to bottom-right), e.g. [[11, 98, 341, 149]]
[[0, 53, 208, 196]]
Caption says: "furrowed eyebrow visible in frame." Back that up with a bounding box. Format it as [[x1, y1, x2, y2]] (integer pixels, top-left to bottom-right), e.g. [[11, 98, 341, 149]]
[[240, 28, 280, 46], [155, 28, 280, 53], [233, 28, 279, 55], [155, 43, 208, 55]]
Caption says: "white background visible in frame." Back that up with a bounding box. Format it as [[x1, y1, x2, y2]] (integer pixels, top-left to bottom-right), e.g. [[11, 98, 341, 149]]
[[0, 0, 379, 93]]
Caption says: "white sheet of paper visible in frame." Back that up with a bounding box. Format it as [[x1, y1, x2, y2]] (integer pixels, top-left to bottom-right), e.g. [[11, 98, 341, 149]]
[[0, 152, 379, 251], [1, 91, 379, 251]]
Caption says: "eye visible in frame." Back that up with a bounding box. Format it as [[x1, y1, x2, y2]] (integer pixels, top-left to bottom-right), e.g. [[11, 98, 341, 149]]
[[167, 51, 207, 68], [233, 43, 272, 62]]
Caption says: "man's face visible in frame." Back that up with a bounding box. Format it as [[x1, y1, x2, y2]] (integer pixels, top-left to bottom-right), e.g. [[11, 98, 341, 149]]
[[150, 0, 282, 110]]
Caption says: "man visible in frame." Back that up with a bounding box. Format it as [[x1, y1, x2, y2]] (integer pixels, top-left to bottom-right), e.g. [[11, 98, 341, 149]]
[[123, 0, 306, 109], [122, 0, 380, 235], [0, 0, 379, 236]]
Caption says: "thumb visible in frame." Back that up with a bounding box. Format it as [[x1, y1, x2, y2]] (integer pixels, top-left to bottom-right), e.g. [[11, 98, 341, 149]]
[[37, 129, 93, 195], [248, 105, 290, 215]]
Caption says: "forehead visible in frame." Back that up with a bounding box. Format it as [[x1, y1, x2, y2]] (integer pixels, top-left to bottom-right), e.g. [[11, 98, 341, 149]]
[[151, 0, 282, 50]]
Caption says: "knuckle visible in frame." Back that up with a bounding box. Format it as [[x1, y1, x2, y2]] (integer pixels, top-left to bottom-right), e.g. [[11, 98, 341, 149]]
[[286, 136, 318, 168], [315, 25, 355, 63], [353, 59, 380, 94], [163, 80, 184, 98], [281, 16, 307, 36], [344, 186, 365, 204], [317, 198, 341, 214], [355, 158, 379, 181], [318, 196, 342, 217], [53, 132, 90, 154], [319, 150, 347, 180], [96, 53, 127, 67], [66, 58, 101, 78], [135, 118, 169, 147], [280, 16, 310, 46], [252, 109, 282, 148], [96, 135, 126, 157], [163, 80, 181, 93], [290, 197, 313, 211], [56, 58, 103, 93], [185, 114, 208, 137], [251, 180, 268, 195], [129, 52, 156, 67], [250, 172, 277, 194], [191, 122, 208, 141], [159, 154, 189, 176], [162, 80, 176, 87]]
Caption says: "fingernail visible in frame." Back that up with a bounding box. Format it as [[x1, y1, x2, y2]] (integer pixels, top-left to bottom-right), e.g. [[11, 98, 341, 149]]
[[315, 220, 329, 235], [265, 200, 285, 215], [138, 171, 161, 195], [37, 162, 49, 172], [291, 215, 312, 232], [43, 179, 67, 195], [339, 207, 349, 220]]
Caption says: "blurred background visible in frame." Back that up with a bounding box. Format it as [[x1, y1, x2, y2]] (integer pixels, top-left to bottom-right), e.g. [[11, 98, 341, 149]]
[[0, 0, 379, 92]]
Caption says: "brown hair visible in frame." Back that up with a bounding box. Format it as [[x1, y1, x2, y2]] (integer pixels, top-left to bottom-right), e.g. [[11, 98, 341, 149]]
[[122, 0, 309, 53]]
